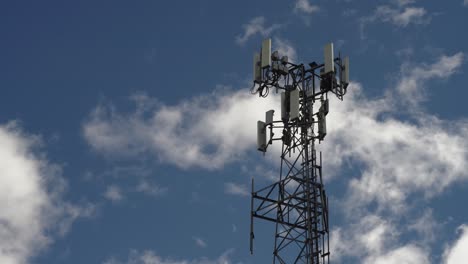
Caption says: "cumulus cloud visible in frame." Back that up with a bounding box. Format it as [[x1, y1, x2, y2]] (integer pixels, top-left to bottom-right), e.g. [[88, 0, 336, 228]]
[[330, 215, 430, 263], [224, 182, 249, 197], [444, 225, 468, 264], [322, 53, 467, 214], [235, 17, 282, 45], [397, 52, 464, 105], [294, 0, 319, 14], [0, 122, 91, 264], [103, 249, 233, 264], [193, 237, 207, 248], [135, 180, 167, 197], [323, 52, 466, 262], [83, 89, 279, 170], [360, 3, 429, 37], [83, 40, 296, 170], [84, 52, 467, 209], [104, 185, 124, 202], [368, 245, 430, 264], [375, 5, 428, 27], [394, 0, 416, 7]]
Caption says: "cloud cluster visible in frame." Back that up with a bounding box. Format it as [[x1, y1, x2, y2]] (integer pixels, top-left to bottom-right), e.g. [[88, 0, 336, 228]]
[[83, 89, 279, 170], [374, 5, 428, 27], [323, 53, 466, 212], [323, 53, 466, 262], [360, 1, 430, 38], [330, 215, 430, 263], [0, 122, 91, 264]]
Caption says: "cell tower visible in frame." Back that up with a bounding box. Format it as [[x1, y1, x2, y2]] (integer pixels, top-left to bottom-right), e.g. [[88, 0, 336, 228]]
[[249, 39, 350, 264]]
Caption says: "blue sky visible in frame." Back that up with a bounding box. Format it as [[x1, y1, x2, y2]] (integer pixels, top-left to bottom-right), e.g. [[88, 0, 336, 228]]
[[1, 0, 468, 263]]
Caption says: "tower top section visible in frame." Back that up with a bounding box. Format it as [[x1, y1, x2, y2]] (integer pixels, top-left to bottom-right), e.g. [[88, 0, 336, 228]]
[[251, 38, 350, 100]]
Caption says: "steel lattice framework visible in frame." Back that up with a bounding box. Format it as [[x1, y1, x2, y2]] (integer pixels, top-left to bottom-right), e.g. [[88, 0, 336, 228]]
[[250, 40, 349, 264]]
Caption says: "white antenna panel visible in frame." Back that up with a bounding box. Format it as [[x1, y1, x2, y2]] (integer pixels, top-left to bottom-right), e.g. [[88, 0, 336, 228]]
[[290, 89, 300, 120], [261, 38, 271, 68], [281, 92, 288, 120], [266, 110, 274, 125], [324, 43, 334, 74], [257, 121, 267, 152], [253, 52, 261, 82], [343, 56, 349, 84]]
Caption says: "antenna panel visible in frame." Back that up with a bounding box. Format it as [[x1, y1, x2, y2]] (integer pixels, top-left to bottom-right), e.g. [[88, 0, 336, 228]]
[[290, 89, 299, 120], [253, 53, 261, 82], [266, 110, 274, 125], [324, 43, 334, 74], [343, 56, 350, 84], [257, 121, 267, 152], [320, 99, 329, 115], [281, 92, 288, 121], [261, 38, 271, 68], [318, 111, 327, 140]]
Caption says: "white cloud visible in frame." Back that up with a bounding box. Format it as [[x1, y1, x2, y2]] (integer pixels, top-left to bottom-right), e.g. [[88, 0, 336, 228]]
[[321, 53, 467, 213], [361, 4, 429, 36], [235, 17, 281, 45], [224, 182, 249, 197], [193, 237, 207, 248], [374, 6, 428, 27], [324, 84, 468, 213], [321, 53, 468, 264], [325, 53, 466, 262], [136, 180, 167, 197], [464, 0, 468, 7], [103, 249, 233, 264], [397, 52, 464, 105], [395, 0, 416, 6], [444, 225, 468, 264], [0, 122, 90, 264], [367, 244, 430, 264], [330, 215, 431, 263], [104, 185, 124, 202], [83, 89, 280, 170], [330, 215, 396, 260], [84, 52, 468, 214], [83, 40, 296, 170], [294, 0, 319, 14]]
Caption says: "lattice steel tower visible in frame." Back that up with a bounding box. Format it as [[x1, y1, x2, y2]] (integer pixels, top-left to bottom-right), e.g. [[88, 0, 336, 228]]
[[249, 39, 350, 264]]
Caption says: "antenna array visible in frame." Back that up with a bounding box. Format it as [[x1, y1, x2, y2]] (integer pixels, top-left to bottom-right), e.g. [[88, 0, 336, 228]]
[[250, 39, 350, 264]]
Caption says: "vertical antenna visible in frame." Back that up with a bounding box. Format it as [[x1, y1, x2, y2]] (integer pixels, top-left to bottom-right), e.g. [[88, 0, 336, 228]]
[[250, 177, 255, 255]]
